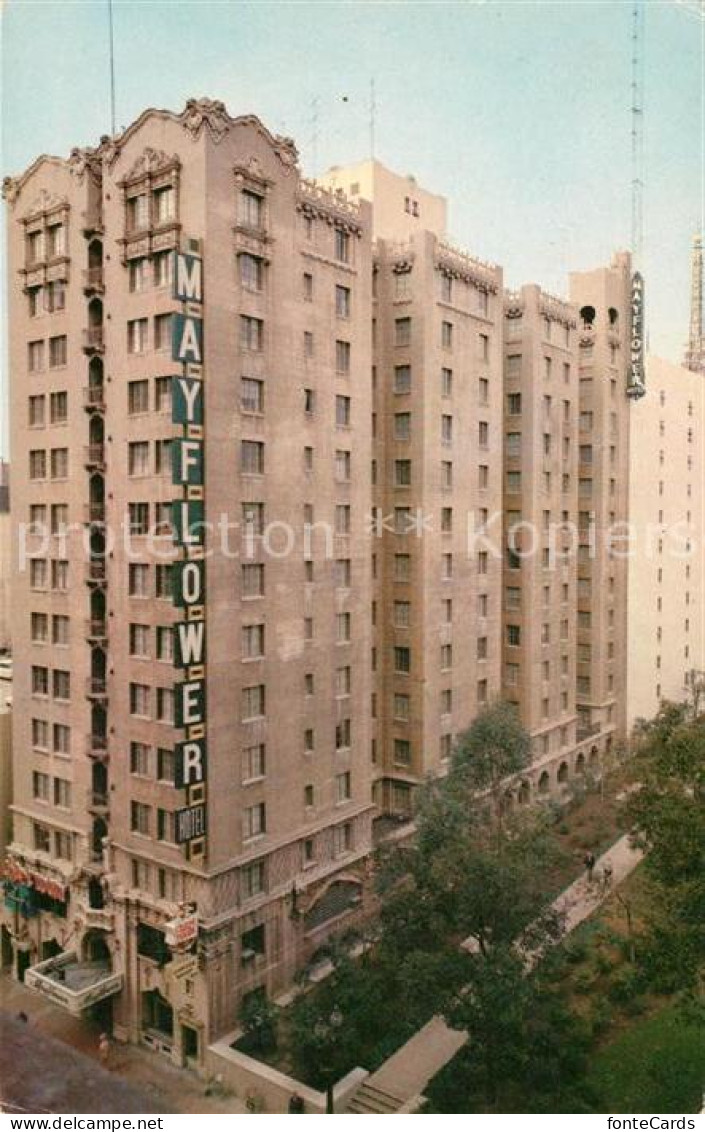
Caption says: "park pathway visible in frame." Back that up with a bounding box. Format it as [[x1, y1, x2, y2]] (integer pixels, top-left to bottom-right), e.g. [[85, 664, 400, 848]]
[[350, 833, 643, 1111]]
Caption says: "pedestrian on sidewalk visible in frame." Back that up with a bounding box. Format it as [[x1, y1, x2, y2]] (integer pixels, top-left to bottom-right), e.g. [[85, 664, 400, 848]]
[[98, 1033, 111, 1068], [583, 850, 596, 884], [602, 860, 613, 892]]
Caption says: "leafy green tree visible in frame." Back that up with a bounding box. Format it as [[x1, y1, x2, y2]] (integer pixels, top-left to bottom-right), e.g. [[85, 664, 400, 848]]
[[626, 702, 705, 993]]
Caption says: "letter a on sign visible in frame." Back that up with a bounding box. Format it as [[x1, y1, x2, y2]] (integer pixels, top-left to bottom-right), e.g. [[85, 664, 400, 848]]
[[172, 315, 203, 365]]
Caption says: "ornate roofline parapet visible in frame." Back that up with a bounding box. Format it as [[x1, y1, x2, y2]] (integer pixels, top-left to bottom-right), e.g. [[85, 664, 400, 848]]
[[504, 288, 525, 318], [297, 178, 364, 236], [539, 290, 577, 329], [436, 239, 500, 293]]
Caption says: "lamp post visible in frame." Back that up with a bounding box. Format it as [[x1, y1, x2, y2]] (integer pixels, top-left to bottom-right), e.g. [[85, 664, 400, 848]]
[[314, 1006, 344, 1114]]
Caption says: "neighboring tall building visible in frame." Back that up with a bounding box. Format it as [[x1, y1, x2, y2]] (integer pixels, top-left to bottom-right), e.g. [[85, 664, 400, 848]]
[[501, 285, 581, 781], [684, 233, 705, 375], [0, 461, 10, 651], [569, 254, 632, 751], [627, 356, 705, 727], [371, 232, 504, 813], [2, 100, 376, 1059], [322, 159, 447, 243]]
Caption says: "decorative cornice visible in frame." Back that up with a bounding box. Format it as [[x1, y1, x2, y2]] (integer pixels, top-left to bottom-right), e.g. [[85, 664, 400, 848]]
[[67, 146, 102, 184], [180, 97, 230, 144], [119, 146, 181, 186], [22, 189, 69, 222], [2, 155, 69, 208], [297, 178, 363, 235], [539, 292, 577, 329], [436, 240, 500, 293]]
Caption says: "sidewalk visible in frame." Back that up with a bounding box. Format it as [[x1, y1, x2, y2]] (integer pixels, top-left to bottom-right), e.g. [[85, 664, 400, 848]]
[[0, 977, 246, 1114], [363, 833, 643, 1106]]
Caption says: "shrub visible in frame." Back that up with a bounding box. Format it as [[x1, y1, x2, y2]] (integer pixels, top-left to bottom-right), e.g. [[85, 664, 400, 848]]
[[607, 967, 643, 1006], [238, 992, 279, 1055], [590, 997, 613, 1037], [595, 952, 614, 976]]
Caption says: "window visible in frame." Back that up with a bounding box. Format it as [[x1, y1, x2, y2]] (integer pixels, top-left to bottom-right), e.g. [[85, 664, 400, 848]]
[[242, 563, 265, 598], [50, 448, 68, 479], [130, 742, 150, 776], [128, 441, 150, 476], [241, 316, 264, 351], [440, 644, 452, 669], [153, 250, 173, 289], [441, 415, 453, 445], [32, 719, 49, 750], [241, 440, 264, 475], [441, 321, 453, 349], [156, 627, 173, 662], [479, 333, 489, 360], [130, 683, 150, 718], [49, 336, 67, 368], [33, 771, 50, 802], [335, 340, 351, 374], [46, 223, 66, 258], [336, 666, 351, 697], [28, 340, 45, 373], [336, 612, 351, 643], [242, 744, 265, 783], [394, 411, 411, 441], [29, 450, 46, 480], [334, 228, 350, 263], [335, 719, 351, 750], [129, 563, 149, 597], [507, 624, 521, 647], [507, 471, 521, 493], [396, 316, 412, 347], [242, 623, 265, 660], [335, 285, 351, 318], [53, 670, 70, 701], [54, 778, 71, 809], [53, 724, 70, 755], [333, 823, 352, 856], [131, 801, 151, 836], [241, 377, 264, 414], [241, 189, 264, 229], [242, 860, 266, 898], [155, 688, 174, 723], [394, 646, 411, 674], [28, 395, 45, 427], [242, 684, 265, 721], [153, 185, 175, 224], [31, 612, 48, 643], [335, 559, 351, 588], [393, 693, 410, 721], [27, 230, 45, 265], [128, 380, 149, 415], [478, 421, 489, 448], [127, 193, 148, 231], [33, 824, 51, 853], [127, 319, 148, 354], [51, 560, 69, 591], [336, 771, 351, 803], [154, 313, 172, 351], [155, 564, 172, 599], [336, 395, 351, 427], [129, 258, 148, 293], [128, 503, 149, 536], [240, 253, 263, 291], [303, 272, 313, 301], [50, 391, 68, 423], [335, 450, 351, 481], [244, 802, 266, 840]]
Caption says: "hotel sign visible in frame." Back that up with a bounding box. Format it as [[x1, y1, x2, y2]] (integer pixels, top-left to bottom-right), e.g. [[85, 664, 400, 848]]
[[170, 245, 207, 854], [628, 271, 646, 399]]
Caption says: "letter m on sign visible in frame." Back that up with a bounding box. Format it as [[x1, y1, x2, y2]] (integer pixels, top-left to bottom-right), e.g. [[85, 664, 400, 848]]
[[173, 252, 203, 303]]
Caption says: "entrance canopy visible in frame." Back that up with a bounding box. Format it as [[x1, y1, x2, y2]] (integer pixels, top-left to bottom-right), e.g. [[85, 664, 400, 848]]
[[25, 950, 122, 1017]]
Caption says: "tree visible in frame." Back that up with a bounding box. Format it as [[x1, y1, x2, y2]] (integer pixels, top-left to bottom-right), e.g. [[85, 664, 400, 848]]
[[626, 702, 705, 993]]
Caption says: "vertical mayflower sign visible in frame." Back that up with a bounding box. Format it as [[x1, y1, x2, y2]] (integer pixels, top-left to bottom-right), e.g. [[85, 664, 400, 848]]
[[170, 246, 207, 855]]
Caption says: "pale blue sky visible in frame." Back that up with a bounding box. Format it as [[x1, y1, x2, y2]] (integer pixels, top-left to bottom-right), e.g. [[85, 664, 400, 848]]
[[1, 0, 703, 457]]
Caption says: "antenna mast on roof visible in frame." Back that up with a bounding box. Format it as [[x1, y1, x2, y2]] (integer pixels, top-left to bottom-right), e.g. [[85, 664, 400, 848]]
[[369, 78, 376, 160], [630, 0, 645, 268], [108, 0, 117, 135]]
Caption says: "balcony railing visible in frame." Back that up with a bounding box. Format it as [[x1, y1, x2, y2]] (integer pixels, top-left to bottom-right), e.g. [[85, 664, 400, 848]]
[[86, 787, 109, 811], [85, 618, 108, 642], [86, 733, 108, 758], [82, 267, 105, 294], [86, 676, 107, 699], [83, 327, 104, 354], [577, 722, 601, 741], [85, 560, 106, 584], [83, 386, 105, 412], [84, 444, 105, 469], [84, 502, 105, 524]]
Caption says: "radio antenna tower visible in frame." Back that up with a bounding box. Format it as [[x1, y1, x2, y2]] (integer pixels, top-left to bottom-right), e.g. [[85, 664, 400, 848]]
[[630, 0, 645, 269], [108, 0, 117, 134]]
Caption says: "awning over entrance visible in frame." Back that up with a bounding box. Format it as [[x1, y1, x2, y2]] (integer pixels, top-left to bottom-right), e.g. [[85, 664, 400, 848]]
[[25, 950, 122, 1016]]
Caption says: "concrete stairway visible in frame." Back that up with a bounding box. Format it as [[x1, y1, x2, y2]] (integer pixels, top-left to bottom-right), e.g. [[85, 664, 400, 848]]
[[346, 1081, 405, 1114]]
